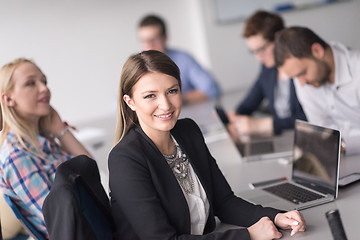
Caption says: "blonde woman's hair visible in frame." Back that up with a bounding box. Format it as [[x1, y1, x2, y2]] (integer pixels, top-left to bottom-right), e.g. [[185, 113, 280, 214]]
[[0, 58, 53, 152], [114, 50, 181, 144]]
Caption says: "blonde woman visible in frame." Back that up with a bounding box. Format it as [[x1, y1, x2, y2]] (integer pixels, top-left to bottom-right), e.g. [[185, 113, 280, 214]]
[[109, 50, 306, 240], [0, 58, 91, 238]]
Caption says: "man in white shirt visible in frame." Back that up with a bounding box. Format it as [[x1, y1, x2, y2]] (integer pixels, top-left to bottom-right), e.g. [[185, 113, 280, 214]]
[[274, 26, 360, 155]]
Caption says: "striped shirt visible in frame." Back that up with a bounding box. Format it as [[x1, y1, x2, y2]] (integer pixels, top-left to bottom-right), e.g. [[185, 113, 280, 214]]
[[0, 132, 72, 237]]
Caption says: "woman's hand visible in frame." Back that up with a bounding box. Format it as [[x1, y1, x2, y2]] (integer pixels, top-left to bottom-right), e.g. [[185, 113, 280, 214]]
[[274, 210, 306, 236], [248, 217, 282, 240], [48, 106, 66, 137], [48, 106, 92, 158]]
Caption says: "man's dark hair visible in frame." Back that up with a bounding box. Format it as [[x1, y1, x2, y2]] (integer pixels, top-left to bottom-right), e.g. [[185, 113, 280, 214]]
[[274, 26, 330, 67], [243, 10, 284, 42], [138, 15, 167, 36]]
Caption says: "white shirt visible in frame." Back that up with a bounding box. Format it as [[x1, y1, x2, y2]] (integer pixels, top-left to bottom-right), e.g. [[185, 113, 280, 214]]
[[294, 42, 360, 155], [179, 164, 210, 235], [274, 78, 291, 119]]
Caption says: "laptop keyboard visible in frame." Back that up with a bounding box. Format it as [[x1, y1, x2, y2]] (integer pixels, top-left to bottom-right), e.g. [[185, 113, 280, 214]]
[[263, 183, 324, 204]]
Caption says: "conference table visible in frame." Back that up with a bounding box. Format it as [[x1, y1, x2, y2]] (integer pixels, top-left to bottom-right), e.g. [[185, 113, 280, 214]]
[[81, 91, 359, 239], [180, 99, 360, 240]]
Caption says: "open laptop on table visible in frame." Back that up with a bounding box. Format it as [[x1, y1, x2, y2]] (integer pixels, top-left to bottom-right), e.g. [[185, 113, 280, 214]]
[[214, 104, 293, 161], [239, 120, 341, 211]]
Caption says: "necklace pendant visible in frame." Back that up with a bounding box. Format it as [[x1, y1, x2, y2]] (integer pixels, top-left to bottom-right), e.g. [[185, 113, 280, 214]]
[[174, 165, 181, 174], [179, 172, 187, 178], [174, 162, 184, 173], [165, 134, 195, 194]]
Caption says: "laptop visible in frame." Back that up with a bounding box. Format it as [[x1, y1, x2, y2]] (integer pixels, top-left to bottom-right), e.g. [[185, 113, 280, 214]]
[[214, 104, 293, 161], [238, 120, 341, 211]]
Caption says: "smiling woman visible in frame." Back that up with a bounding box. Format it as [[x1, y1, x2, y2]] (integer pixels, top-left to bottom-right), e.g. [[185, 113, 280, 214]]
[[0, 58, 91, 239], [108, 50, 306, 240], [123, 71, 182, 151]]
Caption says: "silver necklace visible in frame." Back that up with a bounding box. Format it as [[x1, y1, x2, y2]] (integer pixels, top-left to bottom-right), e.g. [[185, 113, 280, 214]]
[[163, 135, 194, 194]]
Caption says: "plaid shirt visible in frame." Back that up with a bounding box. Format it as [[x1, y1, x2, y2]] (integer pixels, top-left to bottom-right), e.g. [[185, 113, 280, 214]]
[[0, 132, 72, 237]]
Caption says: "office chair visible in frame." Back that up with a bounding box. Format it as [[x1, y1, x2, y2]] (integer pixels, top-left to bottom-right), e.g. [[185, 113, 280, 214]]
[[42, 155, 115, 240], [3, 194, 46, 240]]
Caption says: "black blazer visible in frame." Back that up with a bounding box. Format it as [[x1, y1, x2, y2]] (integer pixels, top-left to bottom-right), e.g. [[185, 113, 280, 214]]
[[236, 65, 307, 134], [108, 118, 282, 240]]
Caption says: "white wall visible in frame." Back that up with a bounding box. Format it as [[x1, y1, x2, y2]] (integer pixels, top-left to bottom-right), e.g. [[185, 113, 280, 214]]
[[0, 0, 208, 124], [201, 0, 360, 96], [1, 0, 359, 124]]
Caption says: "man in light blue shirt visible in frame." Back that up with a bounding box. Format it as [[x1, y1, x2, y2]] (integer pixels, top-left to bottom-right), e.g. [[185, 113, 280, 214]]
[[138, 15, 221, 104]]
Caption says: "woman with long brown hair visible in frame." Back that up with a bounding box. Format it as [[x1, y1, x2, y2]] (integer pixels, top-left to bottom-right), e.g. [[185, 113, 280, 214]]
[[109, 50, 306, 240]]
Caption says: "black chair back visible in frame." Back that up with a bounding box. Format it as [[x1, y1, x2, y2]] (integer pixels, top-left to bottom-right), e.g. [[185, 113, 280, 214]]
[[43, 155, 115, 240]]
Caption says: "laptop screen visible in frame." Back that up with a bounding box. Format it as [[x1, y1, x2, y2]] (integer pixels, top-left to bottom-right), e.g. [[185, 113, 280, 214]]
[[292, 120, 341, 196]]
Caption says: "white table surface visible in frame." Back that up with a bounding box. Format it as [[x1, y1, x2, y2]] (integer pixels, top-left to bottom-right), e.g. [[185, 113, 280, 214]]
[[180, 99, 360, 240]]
